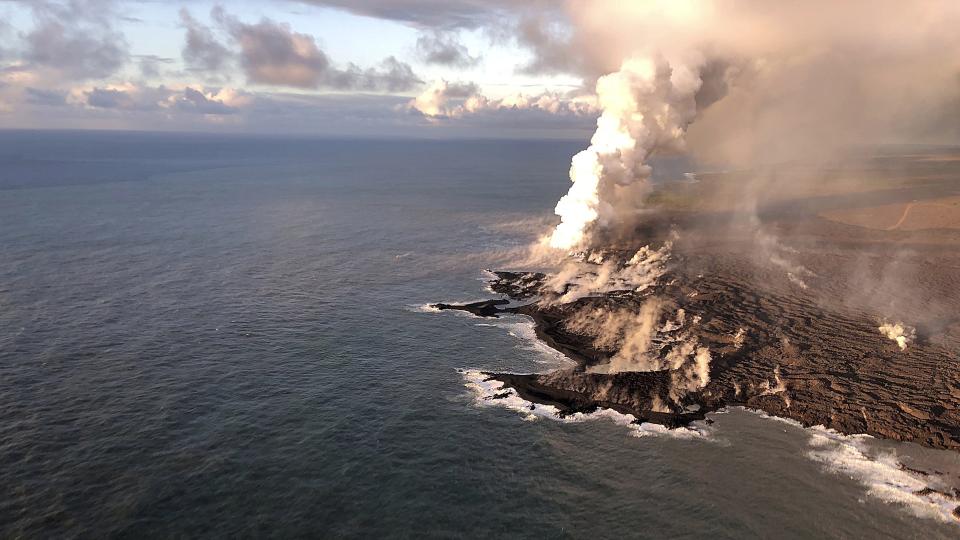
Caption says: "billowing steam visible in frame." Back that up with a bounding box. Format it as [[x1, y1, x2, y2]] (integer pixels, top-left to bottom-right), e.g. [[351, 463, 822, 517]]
[[566, 299, 662, 372], [549, 56, 702, 250], [533, 0, 960, 250], [879, 321, 915, 351], [565, 299, 712, 404], [542, 240, 672, 304]]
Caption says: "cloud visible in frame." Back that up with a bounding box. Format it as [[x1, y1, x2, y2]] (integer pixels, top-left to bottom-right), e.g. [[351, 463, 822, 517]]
[[0, 0, 578, 137], [19, 0, 128, 80], [76, 83, 244, 115], [300, 0, 574, 75], [514, 12, 577, 75], [325, 56, 422, 92], [83, 85, 162, 110], [179, 8, 232, 73], [215, 9, 422, 91], [415, 30, 480, 67], [4, 79, 592, 138], [225, 15, 328, 88], [0, 19, 10, 60], [171, 87, 240, 115], [24, 86, 66, 106], [241, 91, 589, 137], [409, 79, 478, 116], [408, 79, 596, 119], [0, 64, 37, 85], [137, 55, 174, 79], [294, 0, 522, 30]]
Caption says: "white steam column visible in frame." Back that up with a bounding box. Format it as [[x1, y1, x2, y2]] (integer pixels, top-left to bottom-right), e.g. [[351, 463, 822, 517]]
[[550, 56, 703, 250]]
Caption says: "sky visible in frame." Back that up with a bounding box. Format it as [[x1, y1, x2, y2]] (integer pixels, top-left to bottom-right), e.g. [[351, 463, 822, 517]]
[[2, 1, 959, 145], [0, 0, 595, 138]]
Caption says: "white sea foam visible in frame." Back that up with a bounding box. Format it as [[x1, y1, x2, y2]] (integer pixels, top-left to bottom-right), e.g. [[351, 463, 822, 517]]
[[738, 407, 804, 428], [462, 369, 564, 422], [739, 407, 960, 523], [630, 422, 709, 439], [409, 303, 442, 313], [443, 277, 950, 523], [468, 366, 959, 523], [805, 426, 959, 522], [461, 369, 711, 439]]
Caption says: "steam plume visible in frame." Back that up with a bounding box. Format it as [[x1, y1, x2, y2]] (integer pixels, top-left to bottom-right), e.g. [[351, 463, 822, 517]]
[[879, 321, 915, 351], [565, 299, 712, 404], [550, 56, 702, 250], [542, 241, 672, 304]]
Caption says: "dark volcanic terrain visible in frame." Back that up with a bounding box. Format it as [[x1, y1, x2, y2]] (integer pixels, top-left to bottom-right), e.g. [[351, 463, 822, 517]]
[[436, 157, 960, 454], [440, 217, 960, 450]]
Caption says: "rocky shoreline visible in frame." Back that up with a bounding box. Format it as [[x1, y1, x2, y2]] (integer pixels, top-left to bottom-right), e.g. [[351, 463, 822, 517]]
[[434, 216, 960, 453]]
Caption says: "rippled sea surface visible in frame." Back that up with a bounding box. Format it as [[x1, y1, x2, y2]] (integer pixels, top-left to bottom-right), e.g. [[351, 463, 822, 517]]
[[1, 130, 956, 538]]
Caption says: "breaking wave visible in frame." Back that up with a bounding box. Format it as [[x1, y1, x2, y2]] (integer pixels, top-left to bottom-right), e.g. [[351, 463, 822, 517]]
[[741, 407, 960, 524], [806, 426, 959, 523], [461, 369, 711, 440]]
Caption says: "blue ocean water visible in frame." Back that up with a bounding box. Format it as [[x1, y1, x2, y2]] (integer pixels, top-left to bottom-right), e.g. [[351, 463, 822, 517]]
[[0, 130, 956, 538]]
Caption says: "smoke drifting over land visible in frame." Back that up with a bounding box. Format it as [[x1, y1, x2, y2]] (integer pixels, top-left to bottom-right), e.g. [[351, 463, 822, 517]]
[[536, 0, 960, 249], [453, 2, 960, 428], [434, 4, 960, 515]]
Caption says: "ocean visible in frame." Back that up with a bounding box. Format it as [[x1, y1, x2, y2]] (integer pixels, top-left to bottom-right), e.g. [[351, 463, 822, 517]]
[[0, 130, 956, 538]]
